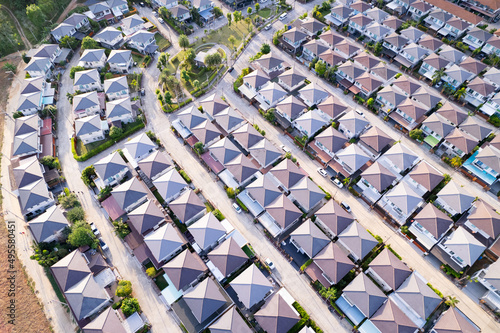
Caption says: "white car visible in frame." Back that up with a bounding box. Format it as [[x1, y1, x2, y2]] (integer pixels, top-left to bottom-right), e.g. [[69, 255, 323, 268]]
[[280, 144, 291, 153], [341, 201, 351, 213], [317, 168, 328, 177], [99, 238, 109, 251], [90, 222, 100, 236], [331, 178, 343, 188], [232, 202, 242, 213], [261, 0, 268, 2], [355, 109, 365, 117], [265, 258, 275, 270], [153, 11, 158, 16], [158, 17, 164, 24], [264, 24, 272, 31]]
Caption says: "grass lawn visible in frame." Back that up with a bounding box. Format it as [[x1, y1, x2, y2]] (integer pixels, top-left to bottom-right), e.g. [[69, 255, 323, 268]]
[[154, 273, 169, 290], [152, 189, 165, 204], [258, 8, 272, 18], [190, 20, 253, 51], [132, 53, 146, 66], [242, 244, 256, 258], [155, 32, 171, 51], [75, 137, 106, 156], [180, 63, 216, 91], [171, 50, 187, 70]]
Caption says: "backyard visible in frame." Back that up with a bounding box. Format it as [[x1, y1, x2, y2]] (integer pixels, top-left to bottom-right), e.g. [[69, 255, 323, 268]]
[[155, 32, 171, 51], [190, 20, 253, 51]]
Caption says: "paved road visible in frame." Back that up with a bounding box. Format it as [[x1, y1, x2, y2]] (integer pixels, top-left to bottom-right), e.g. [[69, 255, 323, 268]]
[[216, 30, 500, 332]]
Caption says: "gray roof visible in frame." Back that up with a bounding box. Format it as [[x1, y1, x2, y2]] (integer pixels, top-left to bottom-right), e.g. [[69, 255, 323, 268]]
[[79, 49, 106, 63], [444, 227, 485, 267], [370, 63, 399, 81], [124, 133, 156, 160], [266, 194, 303, 230], [428, 9, 452, 23], [254, 52, 284, 71], [383, 15, 404, 30], [444, 128, 478, 155], [315, 200, 354, 236], [433, 307, 480, 333], [209, 306, 252, 333], [104, 75, 128, 94], [248, 138, 282, 168], [209, 137, 241, 164], [283, 27, 308, 43], [459, 56, 487, 75], [361, 162, 396, 193], [342, 273, 387, 317], [459, 116, 492, 141], [260, 82, 287, 104], [18, 179, 51, 214], [317, 95, 349, 120], [112, 177, 148, 210], [254, 293, 300, 333], [438, 181, 475, 215], [188, 212, 226, 250], [73, 91, 99, 111], [384, 32, 409, 49], [338, 61, 365, 80], [89, 2, 110, 13], [445, 64, 474, 85], [128, 199, 165, 235], [303, 39, 328, 57], [313, 242, 354, 285], [401, 42, 429, 60], [440, 45, 465, 64], [169, 190, 206, 224], [144, 223, 186, 263], [128, 30, 155, 44], [106, 97, 133, 119], [422, 113, 454, 138], [52, 23, 75, 38], [232, 123, 263, 149], [378, 86, 407, 108], [138, 150, 172, 180], [17, 91, 41, 112], [383, 143, 418, 171], [409, 161, 443, 192], [276, 95, 307, 121], [208, 238, 248, 278], [75, 114, 101, 137], [350, 13, 373, 27], [183, 277, 227, 323], [33, 44, 59, 58], [393, 75, 421, 97], [320, 30, 344, 46], [418, 34, 444, 51], [355, 72, 383, 92], [121, 14, 144, 30], [385, 181, 423, 216], [339, 110, 370, 136], [414, 203, 453, 239], [25, 57, 51, 73], [291, 220, 330, 257], [20, 77, 44, 95], [162, 249, 207, 290], [51, 251, 91, 291], [436, 101, 468, 125], [300, 17, 326, 34], [366, 7, 389, 22], [224, 154, 260, 184], [13, 156, 43, 189], [370, 248, 412, 290], [483, 260, 500, 291], [82, 307, 126, 333], [315, 126, 348, 154], [338, 222, 378, 260], [94, 151, 128, 182], [243, 69, 270, 90], [359, 126, 394, 153], [371, 298, 418, 333], [484, 67, 500, 86], [336, 144, 371, 173], [299, 82, 329, 104], [65, 274, 109, 320], [400, 27, 425, 42], [94, 27, 122, 42], [278, 68, 306, 88], [200, 93, 229, 116], [170, 5, 190, 18], [395, 272, 442, 320], [365, 22, 391, 38], [14, 114, 39, 137], [107, 50, 132, 64], [466, 26, 493, 43], [293, 110, 328, 137], [63, 13, 88, 27], [28, 205, 69, 243], [191, 120, 222, 146], [230, 264, 272, 309], [476, 146, 500, 179], [247, 173, 281, 208], [331, 4, 354, 19], [270, 158, 306, 190]]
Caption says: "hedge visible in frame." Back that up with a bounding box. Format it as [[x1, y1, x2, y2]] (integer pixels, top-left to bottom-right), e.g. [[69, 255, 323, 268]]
[[179, 170, 192, 183], [72, 121, 145, 161], [164, 98, 193, 113], [385, 245, 402, 260], [235, 198, 248, 212]]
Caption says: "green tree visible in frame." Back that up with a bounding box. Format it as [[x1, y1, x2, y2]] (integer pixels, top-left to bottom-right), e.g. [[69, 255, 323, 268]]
[[81, 36, 99, 50], [26, 4, 46, 28], [273, 35, 279, 46], [109, 126, 124, 139], [30, 248, 59, 267], [159, 52, 167, 68], [116, 280, 133, 298], [409, 128, 424, 141], [400, 225, 409, 234], [60, 36, 80, 50], [213, 6, 223, 18], [121, 298, 141, 317], [260, 43, 271, 54], [59, 193, 80, 209], [247, 7, 252, 15], [163, 91, 172, 106], [2, 63, 17, 73], [181, 69, 190, 82], [432, 68, 445, 85], [70, 66, 86, 79], [194, 142, 204, 155], [315, 61, 327, 76], [40, 156, 59, 169], [227, 12, 232, 25], [450, 156, 463, 168], [68, 221, 98, 249], [81, 165, 96, 186], [146, 267, 157, 277], [228, 35, 237, 50], [193, 79, 200, 90], [454, 87, 466, 101], [178, 34, 189, 49], [205, 52, 222, 67], [373, 42, 383, 56], [255, 3, 260, 11], [185, 48, 196, 63], [233, 11, 242, 23], [445, 296, 459, 308], [67, 207, 85, 223]]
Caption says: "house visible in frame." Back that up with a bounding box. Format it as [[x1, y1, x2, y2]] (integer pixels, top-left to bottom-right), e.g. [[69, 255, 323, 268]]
[[127, 30, 158, 54], [51, 13, 89, 42], [383, 15, 404, 30], [300, 17, 326, 36], [282, 27, 308, 52], [378, 143, 419, 176], [336, 61, 365, 90], [432, 305, 480, 332], [82, 307, 127, 333], [440, 45, 467, 64], [276, 95, 307, 123], [315, 199, 354, 239], [124, 133, 157, 163], [293, 110, 328, 139], [334, 144, 371, 176], [443, 64, 474, 90], [209, 137, 241, 166], [353, 53, 380, 71], [109, 0, 131, 19], [254, 293, 300, 333], [319, 30, 344, 49], [28, 206, 69, 244], [400, 27, 426, 43], [354, 72, 383, 98], [424, 9, 452, 31], [434, 226, 486, 270], [88, 1, 113, 22], [75, 115, 106, 144], [395, 43, 429, 69], [419, 53, 452, 81], [193, 0, 214, 23], [472, 260, 500, 314], [318, 49, 346, 68], [93, 151, 129, 188], [392, 75, 421, 97], [436, 101, 468, 125], [256, 82, 287, 109], [311, 126, 348, 163], [240, 69, 269, 99], [162, 249, 207, 291], [370, 299, 418, 333], [336, 273, 386, 325], [17, 172, 54, 217], [421, 113, 454, 148], [17, 77, 50, 116], [106, 97, 134, 124], [121, 14, 146, 36], [411, 85, 442, 109], [107, 50, 133, 73], [408, 0, 432, 20], [104, 76, 129, 101], [383, 33, 410, 55], [290, 219, 330, 258], [410, 203, 453, 251], [418, 34, 444, 52], [464, 26, 493, 50], [218, 153, 260, 189], [366, 7, 389, 23], [338, 110, 370, 139], [112, 177, 149, 214], [247, 138, 282, 169], [366, 248, 412, 291], [334, 40, 361, 59], [464, 199, 500, 241], [65, 274, 111, 322], [462, 0, 500, 22], [298, 82, 329, 107], [230, 264, 273, 309], [441, 128, 478, 158], [207, 238, 248, 281], [25, 44, 61, 78], [137, 150, 173, 181], [483, 35, 500, 56], [144, 222, 186, 267], [73, 69, 102, 93], [337, 221, 378, 262], [316, 95, 349, 122], [379, 181, 423, 225], [13, 156, 42, 191], [436, 181, 475, 216], [438, 17, 471, 40], [289, 177, 325, 212], [387, 0, 416, 14], [73, 91, 103, 118], [460, 56, 488, 76], [465, 76, 496, 107], [170, 5, 191, 21], [358, 161, 397, 203], [312, 242, 354, 287], [155, 0, 179, 9], [230, 123, 264, 151], [277, 68, 306, 92], [13, 115, 41, 158], [169, 190, 206, 225], [365, 22, 393, 42], [325, 4, 354, 27], [370, 63, 399, 83], [350, 0, 371, 15], [377, 86, 407, 113], [128, 199, 167, 236], [483, 67, 500, 90], [481, 91, 500, 116], [302, 40, 329, 61], [348, 13, 373, 34], [94, 27, 123, 49], [358, 126, 394, 159], [78, 49, 107, 69], [269, 158, 306, 193], [209, 307, 251, 333]]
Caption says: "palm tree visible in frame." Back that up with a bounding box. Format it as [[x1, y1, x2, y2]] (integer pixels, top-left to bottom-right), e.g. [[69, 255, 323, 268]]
[[432, 68, 445, 86], [445, 296, 459, 308], [454, 87, 466, 101]]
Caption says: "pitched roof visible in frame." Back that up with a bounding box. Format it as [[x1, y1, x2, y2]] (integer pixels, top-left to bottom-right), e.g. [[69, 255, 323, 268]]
[[460, 115, 492, 141], [104, 75, 128, 94], [170, 4, 189, 17], [212, 107, 245, 133], [438, 181, 475, 214], [350, 13, 373, 27], [440, 45, 466, 64], [424, 0, 482, 24], [191, 119, 222, 146], [361, 162, 396, 193], [184, 278, 227, 323], [278, 68, 306, 88], [247, 173, 281, 207], [224, 154, 260, 184], [128, 199, 165, 235], [437, 101, 468, 125], [339, 110, 370, 135], [433, 307, 480, 333], [418, 34, 444, 51], [276, 95, 307, 121], [383, 15, 404, 30], [94, 151, 128, 181], [112, 177, 147, 210], [371, 298, 419, 333], [338, 61, 365, 80], [444, 128, 478, 155], [384, 32, 409, 49], [283, 27, 308, 43], [338, 222, 378, 260], [230, 264, 273, 309], [73, 91, 100, 113], [342, 273, 387, 317], [459, 56, 488, 75], [28, 205, 69, 243], [467, 199, 500, 239], [209, 306, 251, 333], [320, 29, 344, 46], [370, 248, 412, 290], [83, 307, 126, 333], [366, 7, 390, 22], [355, 72, 383, 92], [314, 242, 354, 285], [121, 14, 144, 30], [51, 251, 91, 292], [188, 212, 226, 250], [200, 93, 229, 116], [14, 114, 39, 137], [422, 113, 454, 138], [254, 52, 284, 71], [354, 52, 380, 70], [476, 145, 500, 174], [124, 133, 156, 160], [482, 260, 500, 291], [300, 17, 326, 34], [409, 161, 444, 192], [359, 126, 394, 153], [336, 144, 371, 173], [383, 143, 419, 171], [162, 249, 207, 290], [370, 63, 399, 81], [265, 194, 303, 230], [144, 223, 186, 263], [13, 156, 43, 189], [334, 40, 361, 57], [137, 150, 172, 180], [65, 274, 108, 320], [315, 126, 348, 154], [315, 200, 354, 236], [243, 68, 270, 89], [232, 123, 263, 149], [293, 110, 328, 137], [291, 220, 330, 257], [169, 190, 205, 224], [400, 27, 425, 41], [248, 138, 282, 168], [79, 49, 106, 63], [395, 272, 442, 320], [94, 26, 122, 42], [414, 203, 453, 239], [351, 0, 372, 13], [255, 293, 300, 333], [298, 82, 329, 104], [444, 227, 486, 266], [385, 181, 423, 216], [318, 49, 346, 67], [18, 179, 52, 214], [392, 75, 421, 96], [445, 64, 474, 84], [208, 238, 248, 278], [107, 50, 131, 64], [270, 158, 306, 189], [209, 137, 242, 164], [259, 82, 288, 104], [20, 77, 44, 95]]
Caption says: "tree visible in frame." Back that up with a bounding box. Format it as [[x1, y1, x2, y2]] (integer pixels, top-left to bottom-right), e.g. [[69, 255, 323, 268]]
[[121, 298, 141, 317], [255, 3, 260, 11], [163, 91, 172, 106], [400, 226, 409, 234], [181, 69, 190, 82], [130, 79, 138, 91], [68, 221, 98, 249], [228, 35, 236, 49], [227, 12, 232, 25], [59, 193, 80, 209], [116, 280, 133, 298], [60, 36, 80, 50], [315, 61, 327, 76], [3, 63, 17, 73], [321, 1, 331, 11], [40, 156, 59, 169], [213, 6, 223, 18], [432, 68, 445, 85], [81, 36, 98, 50], [159, 52, 167, 68], [185, 48, 196, 63], [245, 17, 252, 31], [157, 61, 163, 71], [409, 129, 424, 141], [205, 52, 222, 67], [146, 267, 157, 277], [260, 43, 271, 54], [26, 4, 46, 28], [67, 207, 85, 223], [178, 34, 189, 49], [247, 7, 252, 15], [194, 142, 204, 155], [233, 11, 242, 23], [70, 66, 86, 79], [263, 108, 275, 122], [450, 156, 463, 168], [81, 165, 96, 187], [109, 126, 124, 139], [273, 35, 279, 46], [373, 42, 383, 56], [445, 296, 459, 308], [454, 87, 466, 101]]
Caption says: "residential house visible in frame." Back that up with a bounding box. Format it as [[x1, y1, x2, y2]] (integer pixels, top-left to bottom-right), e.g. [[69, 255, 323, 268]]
[[121, 14, 146, 36], [336, 61, 365, 90], [348, 13, 374, 34], [366, 8, 389, 23], [424, 9, 452, 31], [137, 150, 173, 182], [419, 53, 451, 80], [418, 34, 444, 52], [302, 40, 329, 61], [88, 2, 114, 22], [319, 30, 344, 49], [188, 212, 226, 253], [408, 0, 432, 20], [16, 165, 54, 217], [443, 64, 474, 91], [464, 26, 493, 50], [153, 168, 188, 203], [460, 115, 492, 141], [193, 0, 214, 23], [170, 5, 191, 21], [436, 101, 468, 125], [107, 50, 133, 73], [441, 127, 478, 158], [370, 63, 399, 82], [75, 115, 106, 144], [392, 75, 421, 97], [276, 95, 307, 123], [17, 77, 46, 116], [383, 15, 404, 30], [483, 67, 500, 90], [481, 92, 500, 116], [358, 161, 397, 203], [72, 91, 102, 118], [483, 35, 500, 56], [282, 27, 308, 52], [255, 293, 300, 333], [13, 115, 41, 158], [269, 158, 306, 193], [51, 13, 89, 42], [298, 82, 329, 107], [464, 199, 500, 242], [290, 220, 330, 258], [370, 299, 419, 333], [383, 33, 410, 55], [230, 264, 273, 310], [312, 126, 348, 163], [94, 27, 124, 49], [406, 160, 444, 195], [471, 260, 500, 314], [379, 181, 424, 225], [144, 222, 186, 267], [465, 76, 496, 107], [312, 242, 354, 287], [457, 56, 487, 76], [462, 0, 500, 22], [350, 0, 371, 15], [400, 27, 426, 43], [257, 82, 287, 109], [316, 95, 349, 122], [358, 126, 395, 159], [106, 97, 134, 124], [28, 205, 69, 244], [73, 69, 102, 93], [364, 22, 393, 43], [410, 203, 453, 250], [209, 107, 246, 135], [436, 181, 475, 216], [354, 72, 383, 98], [124, 133, 157, 163], [315, 199, 354, 239], [377, 86, 407, 113], [300, 17, 326, 36], [127, 30, 158, 54], [242, 69, 269, 93], [334, 144, 371, 176], [112, 177, 148, 213], [366, 248, 412, 291], [207, 238, 248, 281], [289, 177, 325, 212], [378, 143, 419, 177], [253, 53, 286, 77], [25, 44, 61, 78], [334, 40, 361, 59], [387, 0, 416, 14], [438, 17, 471, 39], [421, 113, 454, 148], [277, 68, 306, 92], [162, 248, 207, 291], [390, 97, 428, 131], [318, 49, 346, 68], [395, 43, 429, 69], [104, 76, 129, 101], [94, 151, 129, 189], [353, 52, 380, 71], [155, 0, 179, 9], [411, 85, 442, 109], [170, 190, 206, 225], [338, 110, 370, 139], [440, 45, 467, 64], [325, 4, 354, 27], [78, 49, 107, 69], [434, 226, 485, 271]]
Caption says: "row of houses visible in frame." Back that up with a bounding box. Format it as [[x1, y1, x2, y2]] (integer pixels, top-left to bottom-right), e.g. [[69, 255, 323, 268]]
[[153, 0, 216, 24]]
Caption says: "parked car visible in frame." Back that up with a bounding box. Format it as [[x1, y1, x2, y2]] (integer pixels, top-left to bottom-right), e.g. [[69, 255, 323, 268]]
[[140, 2, 145, 7], [228, 67, 234, 73], [158, 17, 164, 24], [232, 202, 242, 213], [140, 88, 145, 96], [99, 238, 109, 251], [265, 258, 275, 270], [317, 168, 328, 177], [261, 0, 268, 2], [264, 24, 271, 30], [90, 222, 100, 236], [279, 13, 287, 20], [435, 81, 442, 88], [340, 201, 351, 213], [355, 109, 365, 117], [280, 144, 291, 153], [153, 11, 158, 16], [331, 177, 343, 188]]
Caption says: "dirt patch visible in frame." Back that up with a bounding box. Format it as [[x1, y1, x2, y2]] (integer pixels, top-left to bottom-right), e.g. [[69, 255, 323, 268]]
[[0, 57, 53, 333]]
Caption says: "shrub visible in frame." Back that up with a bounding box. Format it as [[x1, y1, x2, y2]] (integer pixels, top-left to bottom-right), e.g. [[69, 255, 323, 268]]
[[427, 283, 444, 298], [146, 267, 157, 277], [395, 73, 402, 79], [213, 209, 225, 221], [81, 165, 96, 187], [236, 198, 248, 212], [67, 207, 85, 223], [116, 280, 133, 298], [385, 245, 402, 260], [300, 259, 313, 271], [179, 170, 191, 183], [121, 297, 141, 317], [59, 193, 80, 209], [489, 114, 500, 127], [67, 221, 98, 249], [40, 156, 60, 169], [226, 187, 235, 199], [113, 219, 131, 238]]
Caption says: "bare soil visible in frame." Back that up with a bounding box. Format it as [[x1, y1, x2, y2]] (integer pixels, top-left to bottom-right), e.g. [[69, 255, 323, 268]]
[[0, 57, 52, 333]]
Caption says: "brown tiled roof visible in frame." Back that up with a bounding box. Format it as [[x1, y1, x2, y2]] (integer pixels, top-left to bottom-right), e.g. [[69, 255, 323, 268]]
[[424, 0, 483, 24], [409, 161, 443, 192]]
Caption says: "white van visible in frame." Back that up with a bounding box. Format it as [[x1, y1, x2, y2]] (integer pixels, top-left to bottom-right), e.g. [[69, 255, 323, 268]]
[[279, 13, 287, 21]]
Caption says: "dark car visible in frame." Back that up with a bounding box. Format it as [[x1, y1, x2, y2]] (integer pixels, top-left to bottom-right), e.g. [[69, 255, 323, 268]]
[[139, 2, 145, 7], [228, 67, 234, 73], [140, 88, 145, 96]]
